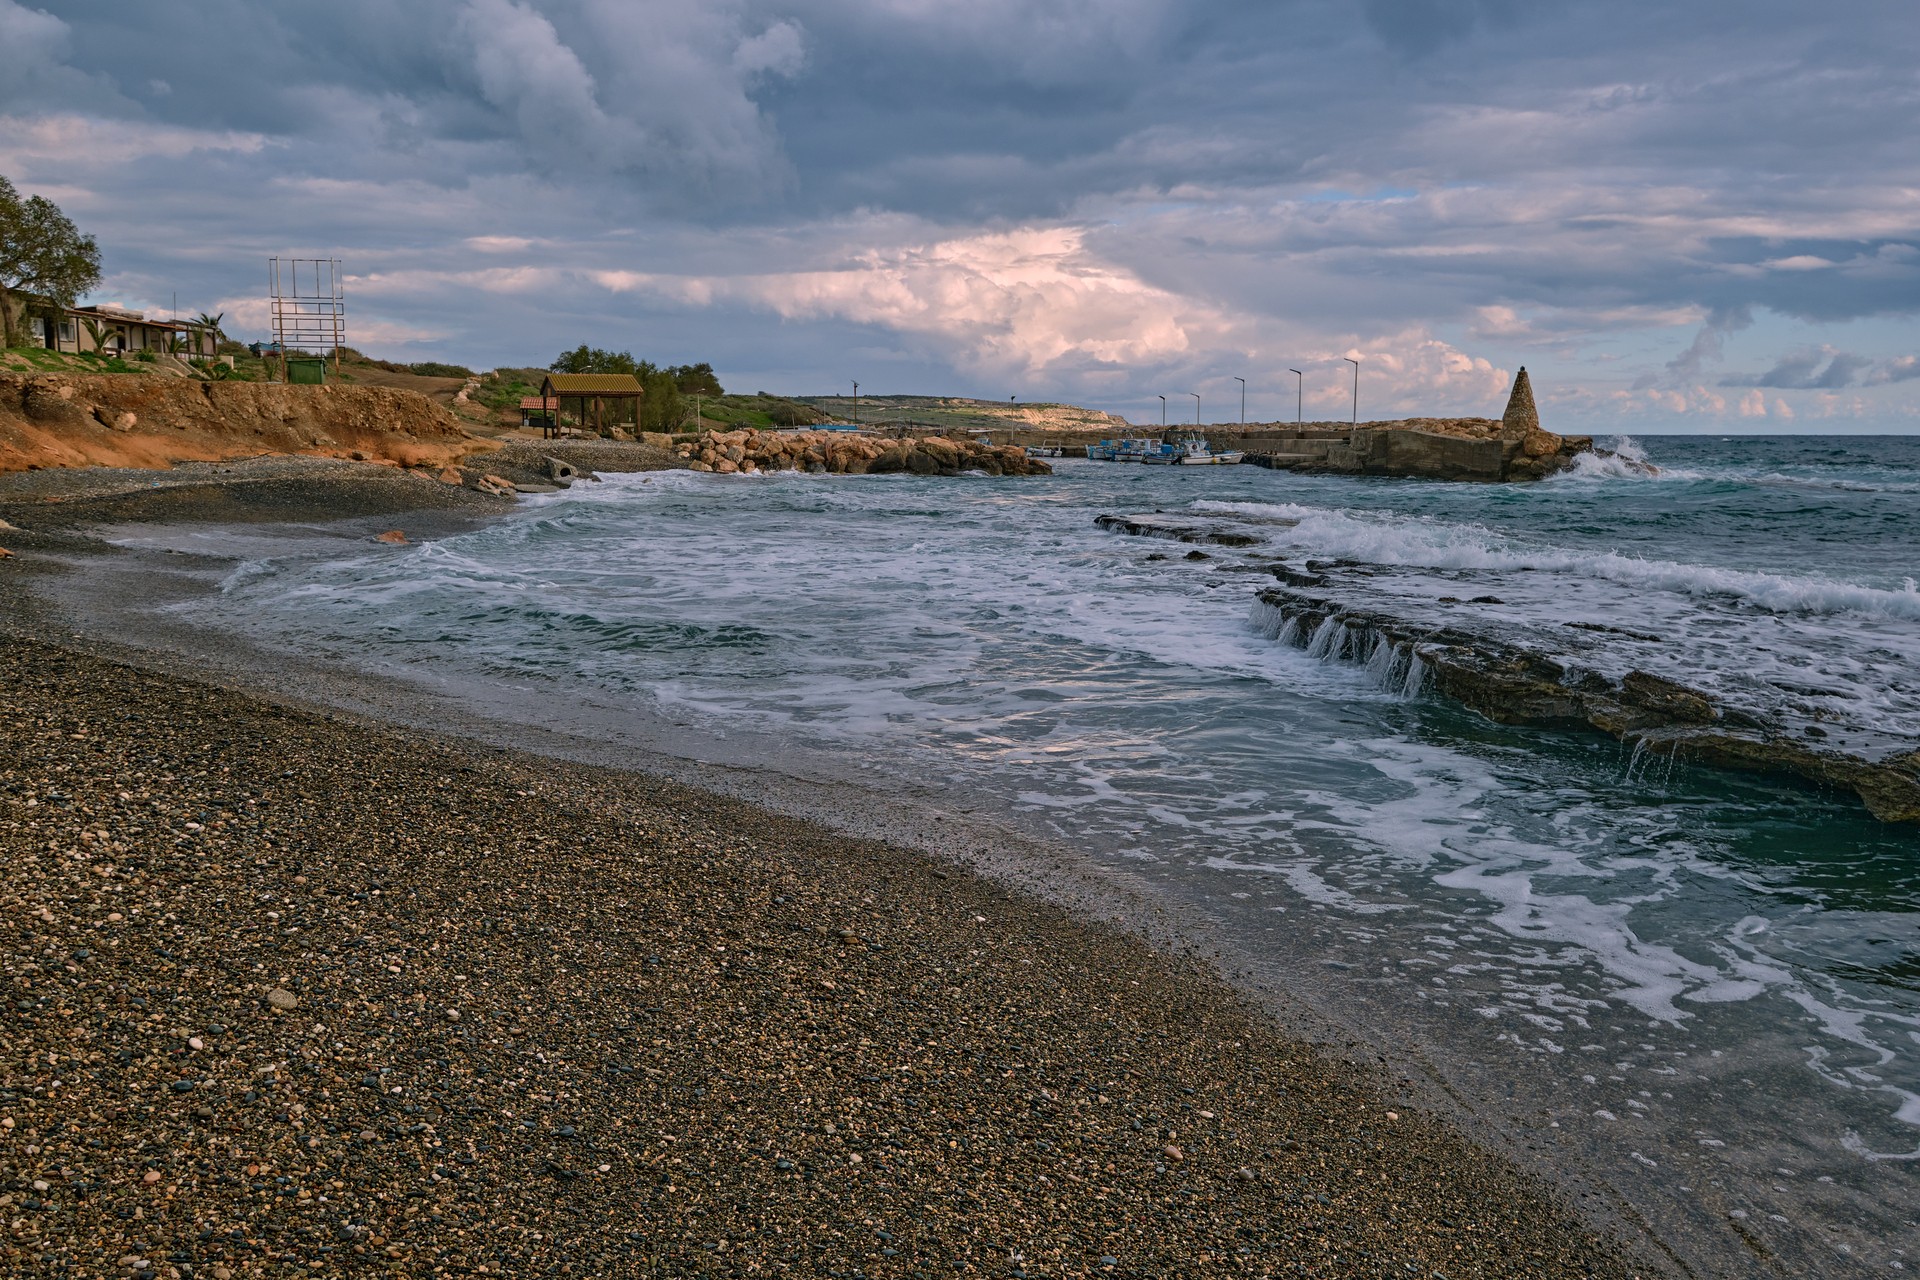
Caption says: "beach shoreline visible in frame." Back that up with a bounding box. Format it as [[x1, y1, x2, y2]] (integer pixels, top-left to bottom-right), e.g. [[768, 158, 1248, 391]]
[[0, 459, 1679, 1277]]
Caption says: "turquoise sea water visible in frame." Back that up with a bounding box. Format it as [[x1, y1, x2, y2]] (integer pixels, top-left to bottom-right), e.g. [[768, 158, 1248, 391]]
[[188, 435, 1920, 1272]]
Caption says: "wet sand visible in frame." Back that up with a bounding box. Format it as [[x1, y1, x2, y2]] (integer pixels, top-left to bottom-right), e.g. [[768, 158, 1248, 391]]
[[0, 460, 1659, 1277]]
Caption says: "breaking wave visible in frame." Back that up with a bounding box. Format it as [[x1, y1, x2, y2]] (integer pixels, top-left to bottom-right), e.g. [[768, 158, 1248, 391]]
[[1189, 499, 1920, 621]]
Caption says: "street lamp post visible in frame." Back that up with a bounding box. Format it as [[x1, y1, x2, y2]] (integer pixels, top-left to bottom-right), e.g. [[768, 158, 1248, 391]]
[[1189, 392, 1200, 426], [1288, 369, 1303, 425], [1158, 395, 1166, 427], [851, 380, 859, 428], [1342, 357, 1360, 425], [1234, 376, 1246, 425]]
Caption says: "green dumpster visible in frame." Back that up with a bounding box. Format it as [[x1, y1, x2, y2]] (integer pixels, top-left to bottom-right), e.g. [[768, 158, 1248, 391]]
[[287, 357, 327, 386]]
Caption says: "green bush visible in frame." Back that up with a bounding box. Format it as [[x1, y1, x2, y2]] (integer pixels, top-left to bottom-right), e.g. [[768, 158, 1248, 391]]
[[133, 350, 156, 363], [408, 361, 474, 378]]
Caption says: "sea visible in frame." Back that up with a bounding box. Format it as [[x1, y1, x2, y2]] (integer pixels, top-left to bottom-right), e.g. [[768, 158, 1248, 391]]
[[176, 434, 1920, 1275]]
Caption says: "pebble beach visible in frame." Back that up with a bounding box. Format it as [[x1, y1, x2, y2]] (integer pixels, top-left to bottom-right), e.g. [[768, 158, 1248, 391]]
[[0, 464, 1654, 1278]]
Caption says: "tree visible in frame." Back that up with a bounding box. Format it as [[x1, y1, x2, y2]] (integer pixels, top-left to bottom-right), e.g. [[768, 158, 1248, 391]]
[[550, 345, 639, 376], [635, 361, 683, 432], [668, 361, 724, 397], [0, 175, 101, 349]]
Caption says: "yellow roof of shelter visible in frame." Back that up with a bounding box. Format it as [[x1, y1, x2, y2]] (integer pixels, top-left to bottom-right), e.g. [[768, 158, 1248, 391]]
[[542, 373, 643, 395]]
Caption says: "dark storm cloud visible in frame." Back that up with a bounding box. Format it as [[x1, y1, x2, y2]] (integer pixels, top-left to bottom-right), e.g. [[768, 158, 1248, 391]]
[[1361, 0, 1518, 57]]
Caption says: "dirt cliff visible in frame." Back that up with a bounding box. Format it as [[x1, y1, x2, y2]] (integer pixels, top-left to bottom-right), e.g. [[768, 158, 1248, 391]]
[[0, 374, 488, 475]]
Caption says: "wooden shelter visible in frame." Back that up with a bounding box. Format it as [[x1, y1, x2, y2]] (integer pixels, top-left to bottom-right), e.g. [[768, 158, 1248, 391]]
[[540, 373, 643, 439], [519, 395, 558, 431]]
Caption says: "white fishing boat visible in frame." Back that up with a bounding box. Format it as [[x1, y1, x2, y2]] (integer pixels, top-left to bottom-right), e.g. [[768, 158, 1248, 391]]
[[1115, 437, 1162, 462], [1024, 444, 1065, 458], [1176, 442, 1244, 465], [1164, 433, 1244, 465]]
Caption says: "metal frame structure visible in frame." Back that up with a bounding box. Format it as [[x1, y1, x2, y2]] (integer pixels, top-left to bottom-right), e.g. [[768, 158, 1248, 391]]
[[269, 258, 345, 380]]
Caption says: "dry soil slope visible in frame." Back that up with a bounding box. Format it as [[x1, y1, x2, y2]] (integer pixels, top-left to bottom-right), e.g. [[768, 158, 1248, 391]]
[[0, 374, 487, 474]]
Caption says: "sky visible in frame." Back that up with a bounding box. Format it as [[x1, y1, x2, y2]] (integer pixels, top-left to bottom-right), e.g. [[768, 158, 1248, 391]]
[[2, 0, 1916, 431]]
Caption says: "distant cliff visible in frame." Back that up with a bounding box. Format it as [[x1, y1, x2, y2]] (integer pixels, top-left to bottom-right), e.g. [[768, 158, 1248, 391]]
[[797, 394, 1133, 436]]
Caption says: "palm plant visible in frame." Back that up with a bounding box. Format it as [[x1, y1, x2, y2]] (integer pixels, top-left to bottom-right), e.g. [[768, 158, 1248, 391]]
[[78, 316, 112, 355], [192, 311, 225, 355]]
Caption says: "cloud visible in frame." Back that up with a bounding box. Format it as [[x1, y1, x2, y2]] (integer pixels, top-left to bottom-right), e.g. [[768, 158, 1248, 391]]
[[734, 20, 806, 79], [1660, 307, 1752, 383], [0, 1, 107, 109], [1362, 0, 1518, 58], [1, 0, 1918, 428], [1721, 346, 1873, 389], [1872, 355, 1920, 384]]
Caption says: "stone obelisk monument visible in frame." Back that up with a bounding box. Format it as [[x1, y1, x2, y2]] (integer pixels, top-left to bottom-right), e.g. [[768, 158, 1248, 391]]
[[1500, 366, 1540, 441]]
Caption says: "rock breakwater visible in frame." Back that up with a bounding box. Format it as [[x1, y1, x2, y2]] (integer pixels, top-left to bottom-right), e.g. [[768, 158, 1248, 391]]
[[675, 428, 1050, 476], [1235, 369, 1593, 481]]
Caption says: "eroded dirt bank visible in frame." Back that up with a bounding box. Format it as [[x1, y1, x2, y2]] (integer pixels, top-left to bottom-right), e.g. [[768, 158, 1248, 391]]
[[0, 375, 486, 475]]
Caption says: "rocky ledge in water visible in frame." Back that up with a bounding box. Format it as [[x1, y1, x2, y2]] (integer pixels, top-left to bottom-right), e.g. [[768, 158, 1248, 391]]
[[674, 428, 1050, 477], [1252, 581, 1920, 823], [1092, 513, 1264, 547], [1094, 505, 1919, 822]]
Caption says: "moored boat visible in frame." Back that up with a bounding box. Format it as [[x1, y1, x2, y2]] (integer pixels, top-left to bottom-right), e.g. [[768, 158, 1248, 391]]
[[1166, 433, 1244, 465]]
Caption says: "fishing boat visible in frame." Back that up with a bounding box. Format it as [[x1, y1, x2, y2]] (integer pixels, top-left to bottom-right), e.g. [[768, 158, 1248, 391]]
[[1115, 437, 1162, 463], [1085, 440, 1119, 461], [1174, 440, 1244, 465], [1024, 444, 1065, 458], [1157, 432, 1244, 465]]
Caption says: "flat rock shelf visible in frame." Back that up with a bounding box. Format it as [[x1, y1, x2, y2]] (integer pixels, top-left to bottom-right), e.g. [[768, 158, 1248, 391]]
[[1096, 509, 1920, 822]]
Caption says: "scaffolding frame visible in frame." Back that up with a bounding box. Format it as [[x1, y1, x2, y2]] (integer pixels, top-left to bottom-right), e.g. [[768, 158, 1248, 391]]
[[268, 258, 345, 379]]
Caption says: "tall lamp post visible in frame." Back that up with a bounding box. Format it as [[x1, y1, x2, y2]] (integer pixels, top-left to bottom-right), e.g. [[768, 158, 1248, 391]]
[[1158, 394, 1166, 427], [851, 380, 859, 427], [1234, 376, 1246, 425], [1189, 392, 1200, 426], [1342, 357, 1360, 425], [1288, 369, 1303, 425]]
